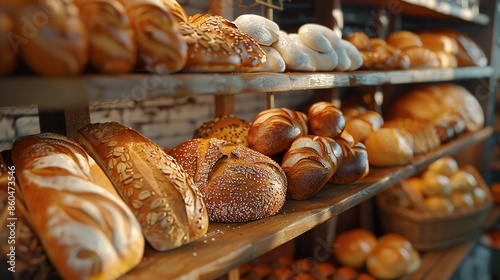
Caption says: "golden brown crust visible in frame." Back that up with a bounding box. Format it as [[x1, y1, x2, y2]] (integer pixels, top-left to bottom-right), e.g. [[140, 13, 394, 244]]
[[0, 150, 59, 280], [386, 31, 423, 50], [281, 135, 343, 200], [0, 11, 17, 75], [11, 133, 144, 280], [333, 228, 378, 268], [307, 101, 345, 139], [77, 122, 208, 251], [14, 0, 88, 76], [160, 0, 188, 23], [188, 14, 266, 72], [383, 118, 441, 154], [403, 47, 440, 69], [248, 108, 309, 156], [345, 32, 371, 51], [178, 21, 241, 72], [329, 138, 369, 184], [74, 0, 136, 74], [193, 114, 250, 147], [123, 0, 187, 73], [169, 138, 287, 222], [364, 128, 414, 167]]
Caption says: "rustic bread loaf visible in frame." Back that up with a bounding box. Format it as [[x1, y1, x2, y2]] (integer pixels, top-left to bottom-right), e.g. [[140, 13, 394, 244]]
[[307, 101, 345, 139], [193, 114, 251, 147], [77, 122, 208, 251], [169, 138, 287, 222], [11, 133, 144, 280]]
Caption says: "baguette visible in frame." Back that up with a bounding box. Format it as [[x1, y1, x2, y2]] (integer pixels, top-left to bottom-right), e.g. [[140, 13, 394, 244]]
[[11, 133, 144, 280], [77, 122, 208, 251]]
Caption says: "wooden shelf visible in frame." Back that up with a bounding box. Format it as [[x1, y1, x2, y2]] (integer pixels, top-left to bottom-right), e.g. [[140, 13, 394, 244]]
[[119, 127, 493, 280], [0, 66, 493, 109], [344, 0, 489, 25]]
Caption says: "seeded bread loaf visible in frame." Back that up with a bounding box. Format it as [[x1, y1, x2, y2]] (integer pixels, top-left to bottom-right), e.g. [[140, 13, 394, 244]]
[[169, 138, 287, 223], [193, 114, 251, 147], [11, 133, 144, 280], [77, 122, 208, 251]]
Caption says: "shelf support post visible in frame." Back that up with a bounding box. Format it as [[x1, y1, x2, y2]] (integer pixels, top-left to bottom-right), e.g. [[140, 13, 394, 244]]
[[38, 106, 91, 140]]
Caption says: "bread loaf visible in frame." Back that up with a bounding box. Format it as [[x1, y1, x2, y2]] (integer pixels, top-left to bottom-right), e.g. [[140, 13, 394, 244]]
[[123, 0, 187, 73], [233, 14, 280, 46], [74, 0, 136, 74], [403, 47, 440, 69], [194, 114, 251, 147], [364, 128, 414, 167], [344, 110, 383, 143], [432, 29, 487, 67], [281, 136, 343, 200], [189, 14, 267, 72], [248, 108, 309, 156], [14, 0, 88, 76], [345, 32, 370, 51], [0, 11, 17, 75], [308, 101, 345, 139], [160, 0, 188, 23], [169, 138, 287, 222], [386, 31, 423, 50], [383, 118, 440, 154], [417, 33, 459, 54], [333, 228, 378, 268], [272, 30, 313, 71], [77, 122, 208, 251], [11, 133, 144, 280], [288, 33, 338, 72], [0, 150, 60, 280], [329, 137, 369, 184], [255, 45, 286, 72]]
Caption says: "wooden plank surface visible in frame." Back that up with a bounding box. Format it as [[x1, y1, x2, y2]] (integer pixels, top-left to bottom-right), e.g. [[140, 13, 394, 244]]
[[0, 67, 493, 109], [119, 127, 493, 280]]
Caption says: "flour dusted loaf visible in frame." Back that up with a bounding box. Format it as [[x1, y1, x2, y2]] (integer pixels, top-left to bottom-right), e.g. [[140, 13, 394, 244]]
[[77, 122, 208, 251], [11, 133, 144, 280], [169, 138, 287, 223]]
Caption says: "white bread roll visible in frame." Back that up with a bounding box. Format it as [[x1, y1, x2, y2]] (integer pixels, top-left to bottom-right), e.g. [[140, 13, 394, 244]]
[[288, 33, 338, 71], [255, 46, 286, 72], [233, 14, 280, 46], [272, 31, 313, 71], [12, 133, 144, 280], [341, 40, 363, 71], [77, 122, 209, 251]]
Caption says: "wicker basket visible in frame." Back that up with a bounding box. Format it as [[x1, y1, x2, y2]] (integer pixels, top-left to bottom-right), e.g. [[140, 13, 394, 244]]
[[376, 165, 493, 252]]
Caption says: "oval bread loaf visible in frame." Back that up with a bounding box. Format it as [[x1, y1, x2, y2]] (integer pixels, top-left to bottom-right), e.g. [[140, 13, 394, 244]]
[[12, 133, 144, 280], [77, 122, 208, 251]]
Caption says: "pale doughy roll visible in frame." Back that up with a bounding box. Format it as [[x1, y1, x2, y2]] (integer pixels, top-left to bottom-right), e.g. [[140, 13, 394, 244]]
[[233, 14, 280, 46], [12, 133, 144, 280], [123, 0, 187, 73], [288, 33, 338, 71], [272, 30, 313, 71], [254, 45, 286, 72], [75, 0, 137, 74], [341, 40, 363, 71]]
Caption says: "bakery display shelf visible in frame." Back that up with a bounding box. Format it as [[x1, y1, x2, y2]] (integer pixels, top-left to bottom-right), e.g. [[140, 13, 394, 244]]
[[402, 239, 477, 280], [0, 66, 493, 109], [120, 127, 493, 280], [344, 0, 489, 25]]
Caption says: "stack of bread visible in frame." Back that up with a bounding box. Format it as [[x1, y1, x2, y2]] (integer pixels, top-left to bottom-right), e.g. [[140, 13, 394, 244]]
[[345, 29, 486, 70], [333, 229, 421, 280], [234, 14, 364, 72], [394, 156, 490, 214], [191, 102, 370, 201], [0, 122, 216, 279]]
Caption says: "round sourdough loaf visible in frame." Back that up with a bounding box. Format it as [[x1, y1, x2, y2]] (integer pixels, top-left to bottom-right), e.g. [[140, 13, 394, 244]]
[[169, 138, 287, 222]]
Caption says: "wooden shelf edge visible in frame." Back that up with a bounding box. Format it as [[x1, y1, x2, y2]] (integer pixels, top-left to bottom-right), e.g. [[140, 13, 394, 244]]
[[119, 127, 493, 280], [0, 67, 493, 109], [402, 0, 490, 25]]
